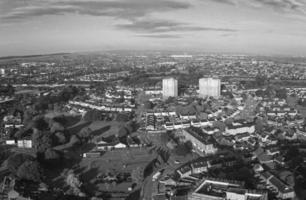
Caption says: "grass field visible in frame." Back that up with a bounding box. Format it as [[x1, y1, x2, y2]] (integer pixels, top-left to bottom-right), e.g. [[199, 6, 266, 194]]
[[79, 148, 154, 173], [78, 147, 155, 196], [88, 121, 124, 137]]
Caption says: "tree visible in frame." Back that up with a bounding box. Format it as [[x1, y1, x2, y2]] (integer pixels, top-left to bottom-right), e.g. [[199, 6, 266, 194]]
[[255, 89, 265, 97], [50, 121, 65, 133], [53, 115, 81, 127], [33, 117, 49, 131], [77, 127, 92, 140], [32, 129, 53, 153], [174, 143, 191, 156], [116, 91, 125, 103], [125, 122, 134, 134], [265, 85, 277, 98], [255, 75, 267, 87], [0, 146, 11, 164], [128, 120, 139, 132], [131, 167, 143, 184], [23, 109, 34, 125], [165, 97, 176, 104], [6, 153, 34, 174], [118, 126, 130, 137], [284, 147, 303, 168], [44, 148, 61, 161], [0, 84, 15, 96], [7, 127, 18, 138], [54, 131, 67, 144], [34, 98, 49, 111], [241, 93, 248, 102], [83, 110, 101, 121], [298, 99, 306, 107], [275, 88, 287, 99], [143, 101, 153, 109], [213, 121, 226, 132], [17, 160, 42, 182], [116, 113, 130, 122], [284, 147, 299, 162], [184, 141, 193, 152], [14, 127, 33, 139], [45, 148, 60, 159], [255, 117, 264, 132], [58, 86, 79, 102]]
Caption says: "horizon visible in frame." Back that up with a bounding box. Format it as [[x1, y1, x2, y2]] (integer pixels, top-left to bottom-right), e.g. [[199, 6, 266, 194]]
[[1, 49, 305, 59], [1, 0, 306, 57]]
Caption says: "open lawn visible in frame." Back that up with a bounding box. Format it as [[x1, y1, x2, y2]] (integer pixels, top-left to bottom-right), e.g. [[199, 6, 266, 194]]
[[79, 148, 155, 173], [88, 120, 124, 138], [45, 112, 81, 121], [67, 120, 125, 136], [77, 147, 155, 197]]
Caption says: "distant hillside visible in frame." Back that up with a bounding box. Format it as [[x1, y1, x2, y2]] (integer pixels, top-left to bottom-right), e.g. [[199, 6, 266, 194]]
[[0, 52, 70, 60]]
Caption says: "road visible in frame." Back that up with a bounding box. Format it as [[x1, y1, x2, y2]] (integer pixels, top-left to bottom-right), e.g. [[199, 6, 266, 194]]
[[141, 173, 154, 200]]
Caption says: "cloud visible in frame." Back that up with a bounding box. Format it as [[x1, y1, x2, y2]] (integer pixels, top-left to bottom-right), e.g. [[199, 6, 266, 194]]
[[206, 0, 306, 14], [252, 0, 306, 13], [0, 0, 237, 35], [220, 33, 236, 37], [2, 6, 76, 20], [116, 19, 237, 33], [0, 0, 191, 21], [212, 0, 237, 5], [137, 34, 181, 38], [117, 19, 183, 33]]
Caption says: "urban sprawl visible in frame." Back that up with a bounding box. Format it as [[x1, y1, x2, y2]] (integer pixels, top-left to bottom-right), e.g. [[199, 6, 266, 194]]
[[0, 52, 306, 200]]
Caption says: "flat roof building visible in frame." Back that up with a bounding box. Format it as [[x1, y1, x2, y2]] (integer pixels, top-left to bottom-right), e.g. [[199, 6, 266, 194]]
[[189, 177, 267, 200]]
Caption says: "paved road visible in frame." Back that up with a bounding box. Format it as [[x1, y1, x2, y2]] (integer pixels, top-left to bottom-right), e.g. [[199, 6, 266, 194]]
[[141, 173, 154, 200]]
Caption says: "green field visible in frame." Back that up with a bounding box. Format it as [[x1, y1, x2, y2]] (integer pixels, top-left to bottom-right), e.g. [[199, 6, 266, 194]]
[[78, 148, 155, 196]]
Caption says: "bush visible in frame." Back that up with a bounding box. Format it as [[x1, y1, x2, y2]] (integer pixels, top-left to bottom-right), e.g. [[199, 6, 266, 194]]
[[6, 153, 34, 174], [143, 101, 153, 109], [32, 129, 54, 153], [17, 160, 42, 182], [83, 110, 102, 121], [44, 148, 61, 161], [77, 127, 92, 139], [34, 117, 49, 131], [116, 113, 130, 122], [54, 131, 67, 144], [118, 127, 129, 138], [50, 121, 65, 133]]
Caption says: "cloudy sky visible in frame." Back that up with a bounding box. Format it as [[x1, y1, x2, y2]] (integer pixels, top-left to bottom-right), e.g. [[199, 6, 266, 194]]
[[0, 0, 306, 56]]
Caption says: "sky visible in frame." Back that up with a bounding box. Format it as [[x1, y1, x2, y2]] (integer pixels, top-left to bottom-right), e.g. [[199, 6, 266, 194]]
[[0, 0, 306, 57]]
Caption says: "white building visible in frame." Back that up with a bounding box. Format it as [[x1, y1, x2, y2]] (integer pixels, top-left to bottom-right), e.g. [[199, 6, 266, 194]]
[[144, 89, 162, 95], [17, 140, 32, 148], [0, 68, 5, 76], [259, 172, 295, 199], [225, 121, 255, 136], [189, 178, 267, 200], [182, 128, 217, 155], [162, 77, 178, 99], [199, 77, 221, 98]]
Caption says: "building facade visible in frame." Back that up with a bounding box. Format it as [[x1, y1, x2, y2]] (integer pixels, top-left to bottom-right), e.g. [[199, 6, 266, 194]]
[[199, 78, 221, 98], [162, 77, 178, 99], [189, 178, 267, 200], [181, 128, 217, 155]]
